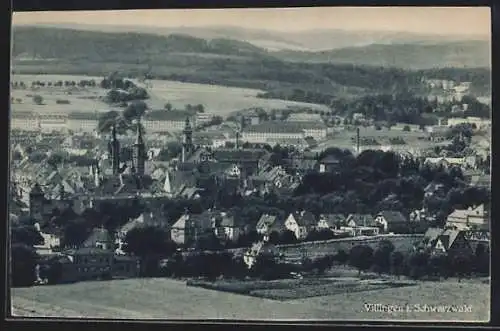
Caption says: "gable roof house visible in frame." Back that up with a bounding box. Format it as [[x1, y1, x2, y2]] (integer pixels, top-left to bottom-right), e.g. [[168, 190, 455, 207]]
[[211, 211, 244, 243], [170, 211, 215, 246], [82, 227, 114, 251], [421, 228, 473, 258], [285, 211, 317, 240], [345, 214, 376, 228], [446, 204, 489, 231], [243, 241, 280, 269], [374, 211, 410, 234], [317, 214, 346, 231], [256, 214, 279, 235]]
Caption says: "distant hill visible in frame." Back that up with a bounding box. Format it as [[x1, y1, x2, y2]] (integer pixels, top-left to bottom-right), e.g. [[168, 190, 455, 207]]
[[12, 25, 490, 70], [272, 41, 491, 69], [13, 23, 489, 52], [11, 26, 270, 63]]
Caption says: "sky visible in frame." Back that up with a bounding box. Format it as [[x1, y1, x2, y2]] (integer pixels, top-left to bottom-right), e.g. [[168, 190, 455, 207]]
[[13, 7, 490, 36]]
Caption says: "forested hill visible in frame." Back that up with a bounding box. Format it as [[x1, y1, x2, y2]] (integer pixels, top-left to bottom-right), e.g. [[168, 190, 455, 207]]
[[13, 26, 490, 70], [273, 41, 491, 69], [11, 26, 271, 63]]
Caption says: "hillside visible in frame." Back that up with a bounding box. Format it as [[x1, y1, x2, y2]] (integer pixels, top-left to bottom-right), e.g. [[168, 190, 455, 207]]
[[273, 41, 491, 69], [12, 26, 270, 63], [10, 27, 491, 105]]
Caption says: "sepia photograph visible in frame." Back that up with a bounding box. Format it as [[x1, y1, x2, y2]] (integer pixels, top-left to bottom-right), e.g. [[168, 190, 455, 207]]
[[8, 6, 491, 322]]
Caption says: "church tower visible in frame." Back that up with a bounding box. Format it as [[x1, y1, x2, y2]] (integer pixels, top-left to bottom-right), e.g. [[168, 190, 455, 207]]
[[133, 121, 146, 176], [108, 124, 121, 175], [182, 117, 193, 162]]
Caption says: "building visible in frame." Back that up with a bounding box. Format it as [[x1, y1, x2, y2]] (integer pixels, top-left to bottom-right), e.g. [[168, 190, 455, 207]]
[[317, 214, 346, 231], [143, 110, 195, 133], [256, 214, 279, 236], [285, 211, 317, 240], [242, 121, 327, 144], [170, 211, 215, 246], [57, 247, 115, 283], [446, 204, 489, 231], [287, 112, 323, 122], [10, 111, 40, 131], [421, 228, 473, 258], [447, 117, 491, 130], [195, 112, 216, 126], [374, 211, 410, 234], [67, 112, 99, 133], [243, 241, 279, 269], [343, 214, 379, 236], [39, 113, 69, 133]]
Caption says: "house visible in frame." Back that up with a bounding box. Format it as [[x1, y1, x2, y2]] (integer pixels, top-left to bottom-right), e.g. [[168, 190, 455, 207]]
[[57, 247, 115, 283], [374, 211, 410, 234], [256, 214, 279, 236], [212, 212, 243, 243], [424, 182, 446, 198], [243, 241, 280, 269], [285, 211, 317, 240], [112, 255, 141, 279], [317, 214, 346, 231], [446, 204, 489, 231], [428, 229, 473, 258], [115, 215, 146, 254], [318, 154, 342, 173], [345, 214, 375, 228], [170, 211, 215, 246], [82, 227, 114, 250]]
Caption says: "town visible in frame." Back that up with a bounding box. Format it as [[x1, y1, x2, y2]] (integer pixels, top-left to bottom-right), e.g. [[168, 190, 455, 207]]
[[10, 73, 491, 290], [9, 8, 491, 320]]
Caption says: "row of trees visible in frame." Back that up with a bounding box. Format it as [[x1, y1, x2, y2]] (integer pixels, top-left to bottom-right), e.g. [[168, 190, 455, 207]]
[[346, 240, 489, 281]]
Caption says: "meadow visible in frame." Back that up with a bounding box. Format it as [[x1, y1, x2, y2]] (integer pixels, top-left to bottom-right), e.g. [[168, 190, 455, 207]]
[[11, 277, 489, 321], [10, 74, 329, 117], [140, 79, 330, 116]]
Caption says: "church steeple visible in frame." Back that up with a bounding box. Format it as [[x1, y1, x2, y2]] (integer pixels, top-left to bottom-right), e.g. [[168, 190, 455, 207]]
[[133, 121, 146, 176], [182, 117, 193, 162], [108, 124, 120, 175]]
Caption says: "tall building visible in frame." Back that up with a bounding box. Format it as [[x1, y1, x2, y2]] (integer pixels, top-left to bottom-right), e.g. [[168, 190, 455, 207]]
[[29, 183, 45, 221], [182, 117, 194, 162], [108, 125, 121, 175], [132, 121, 146, 176]]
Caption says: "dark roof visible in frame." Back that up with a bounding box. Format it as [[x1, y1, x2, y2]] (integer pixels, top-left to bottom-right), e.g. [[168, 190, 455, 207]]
[[144, 110, 193, 121], [68, 112, 100, 120], [30, 183, 44, 195], [346, 214, 375, 226], [213, 148, 269, 162], [292, 211, 317, 227], [256, 214, 277, 229], [82, 228, 113, 248], [319, 214, 346, 227], [377, 211, 408, 224], [244, 121, 326, 134]]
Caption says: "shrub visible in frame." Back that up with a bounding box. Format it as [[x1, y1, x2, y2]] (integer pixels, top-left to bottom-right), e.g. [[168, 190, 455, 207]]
[[56, 99, 70, 104], [32, 95, 43, 105]]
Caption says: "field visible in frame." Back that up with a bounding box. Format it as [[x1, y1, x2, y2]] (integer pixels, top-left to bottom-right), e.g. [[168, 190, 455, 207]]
[[11, 277, 489, 321], [10, 74, 329, 117], [140, 79, 330, 117], [10, 74, 115, 114], [187, 277, 416, 301]]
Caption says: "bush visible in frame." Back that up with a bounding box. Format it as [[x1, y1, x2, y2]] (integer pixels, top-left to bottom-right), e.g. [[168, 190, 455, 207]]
[[32, 95, 43, 105], [56, 99, 70, 104]]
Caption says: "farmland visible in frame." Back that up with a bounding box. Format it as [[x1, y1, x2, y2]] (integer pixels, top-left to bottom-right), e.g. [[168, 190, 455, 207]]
[[11, 277, 489, 321], [144, 79, 329, 117], [10, 74, 329, 117]]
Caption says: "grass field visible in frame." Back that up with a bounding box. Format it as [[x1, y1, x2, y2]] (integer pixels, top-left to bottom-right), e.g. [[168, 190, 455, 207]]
[[11, 277, 489, 321], [11, 73, 329, 117], [142, 79, 330, 116]]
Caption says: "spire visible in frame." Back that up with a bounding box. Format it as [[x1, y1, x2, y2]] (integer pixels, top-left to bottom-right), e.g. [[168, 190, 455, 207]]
[[133, 120, 146, 176], [109, 124, 120, 175], [135, 120, 144, 146]]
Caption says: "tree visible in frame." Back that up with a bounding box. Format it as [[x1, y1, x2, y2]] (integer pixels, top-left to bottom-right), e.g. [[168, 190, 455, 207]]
[[389, 251, 405, 279], [335, 249, 349, 265], [62, 218, 92, 248], [407, 251, 429, 280], [11, 226, 44, 246], [349, 245, 374, 276], [123, 100, 147, 122], [451, 254, 472, 282], [32, 95, 43, 105], [427, 254, 448, 279], [11, 243, 39, 287], [403, 125, 411, 132], [164, 102, 173, 111], [372, 239, 395, 274], [474, 243, 489, 275]]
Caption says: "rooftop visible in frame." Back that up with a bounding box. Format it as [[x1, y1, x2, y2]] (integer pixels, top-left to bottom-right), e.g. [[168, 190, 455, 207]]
[[244, 121, 326, 134]]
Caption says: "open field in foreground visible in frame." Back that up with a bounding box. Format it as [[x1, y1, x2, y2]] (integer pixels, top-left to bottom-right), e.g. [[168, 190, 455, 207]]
[[11, 277, 489, 321]]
